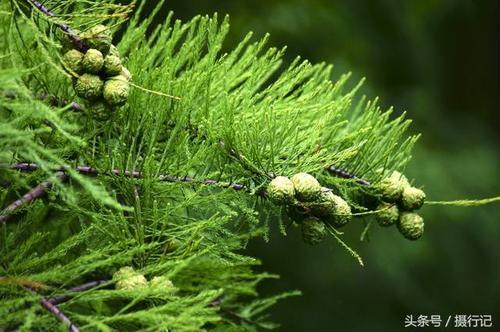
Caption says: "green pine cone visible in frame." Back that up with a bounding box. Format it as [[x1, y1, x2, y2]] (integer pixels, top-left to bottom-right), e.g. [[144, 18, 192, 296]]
[[74, 74, 103, 100], [86, 100, 113, 120], [401, 186, 426, 210], [397, 212, 424, 240], [291, 172, 322, 202], [104, 55, 122, 76], [83, 24, 112, 54], [150, 276, 178, 294], [309, 188, 336, 216], [326, 194, 352, 227], [120, 66, 132, 81], [108, 44, 120, 57], [113, 266, 148, 290], [103, 76, 130, 106], [267, 176, 295, 205], [374, 202, 399, 227], [379, 170, 408, 202], [301, 217, 327, 245], [62, 49, 84, 74], [82, 48, 104, 74]]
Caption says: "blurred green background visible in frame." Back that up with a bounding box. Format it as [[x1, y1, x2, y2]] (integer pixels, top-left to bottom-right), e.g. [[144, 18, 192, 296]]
[[143, 1, 499, 330]]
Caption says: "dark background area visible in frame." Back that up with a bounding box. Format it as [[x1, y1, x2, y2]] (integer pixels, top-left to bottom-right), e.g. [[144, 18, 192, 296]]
[[139, 1, 499, 331]]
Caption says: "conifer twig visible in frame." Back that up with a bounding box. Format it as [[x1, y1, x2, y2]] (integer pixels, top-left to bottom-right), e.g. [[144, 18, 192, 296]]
[[0, 171, 67, 223], [48, 280, 109, 305], [28, 0, 88, 52], [169, 122, 370, 185], [24, 287, 80, 332], [326, 165, 370, 186], [209, 299, 267, 329], [1, 90, 84, 112], [9, 163, 252, 192], [39, 297, 80, 332], [38, 93, 84, 112]]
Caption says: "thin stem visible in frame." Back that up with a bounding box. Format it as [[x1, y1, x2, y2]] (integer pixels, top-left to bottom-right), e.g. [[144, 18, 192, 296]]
[[24, 287, 80, 332], [326, 165, 370, 186], [10, 163, 254, 193], [1, 90, 84, 112], [38, 93, 84, 112], [0, 171, 67, 223], [39, 297, 80, 332], [28, 0, 88, 52], [209, 299, 267, 329], [426, 197, 500, 207], [48, 280, 109, 305]]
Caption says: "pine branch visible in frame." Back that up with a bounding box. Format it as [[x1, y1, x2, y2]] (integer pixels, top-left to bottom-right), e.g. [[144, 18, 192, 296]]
[[171, 121, 371, 185], [209, 299, 268, 329], [48, 280, 109, 305], [24, 287, 80, 332], [1, 90, 84, 112], [39, 297, 80, 332], [27, 0, 88, 52], [3, 162, 373, 225], [9, 163, 253, 192], [38, 93, 84, 112], [326, 165, 370, 186], [1, 163, 258, 223], [0, 171, 67, 223]]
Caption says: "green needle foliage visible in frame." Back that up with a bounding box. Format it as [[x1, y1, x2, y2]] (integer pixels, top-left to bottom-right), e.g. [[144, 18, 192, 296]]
[[0, 0, 446, 330]]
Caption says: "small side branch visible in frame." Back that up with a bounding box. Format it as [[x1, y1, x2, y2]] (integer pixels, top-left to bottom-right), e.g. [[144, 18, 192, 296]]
[[0, 171, 67, 223], [10, 163, 254, 193], [209, 299, 268, 329], [1, 164, 257, 223], [28, 0, 88, 52], [24, 287, 80, 332], [1, 90, 84, 112], [39, 297, 80, 332], [326, 165, 370, 186], [48, 280, 109, 305], [38, 93, 84, 112]]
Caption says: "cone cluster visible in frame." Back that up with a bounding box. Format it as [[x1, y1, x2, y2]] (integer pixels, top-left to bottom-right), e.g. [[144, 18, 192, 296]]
[[375, 171, 426, 240], [61, 25, 131, 107], [267, 172, 353, 245], [113, 266, 177, 294]]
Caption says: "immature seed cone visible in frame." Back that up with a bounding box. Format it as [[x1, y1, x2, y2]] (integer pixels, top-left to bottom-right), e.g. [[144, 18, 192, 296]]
[[379, 171, 408, 202], [87, 101, 113, 120], [113, 266, 147, 290], [62, 49, 83, 74], [309, 188, 336, 216], [103, 76, 130, 106], [82, 48, 104, 74], [267, 176, 295, 205], [374, 202, 399, 227], [326, 194, 352, 227], [83, 24, 112, 54], [291, 172, 322, 202], [301, 217, 327, 245], [108, 44, 120, 57], [120, 66, 132, 81], [401, 186, 426, 210], [397, 212, 424, 240], [74, 74, 103, 100], [150, 276, 177, 294], [104, 55, 122, 76]]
